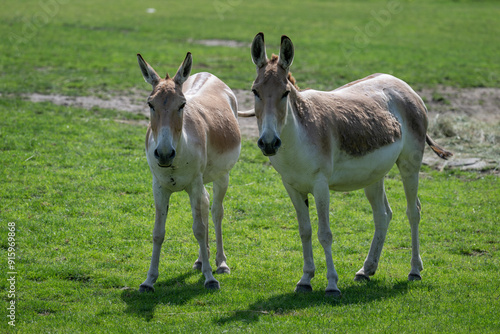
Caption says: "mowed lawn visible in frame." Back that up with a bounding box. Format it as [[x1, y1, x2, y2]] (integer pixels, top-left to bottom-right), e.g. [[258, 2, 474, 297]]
[[1, 0, 499, 333]]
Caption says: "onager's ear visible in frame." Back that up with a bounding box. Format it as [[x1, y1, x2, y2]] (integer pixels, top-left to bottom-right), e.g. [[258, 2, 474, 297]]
[[137, 54, 161, 87], [174, 52, 192, 86], [251, 32, 267, 68], [278, 35, 294, 70]]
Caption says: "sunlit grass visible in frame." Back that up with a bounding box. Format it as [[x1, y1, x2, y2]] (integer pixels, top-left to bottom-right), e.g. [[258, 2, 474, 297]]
[[0, 0, 499, 96], [0, 100, 498, 332]]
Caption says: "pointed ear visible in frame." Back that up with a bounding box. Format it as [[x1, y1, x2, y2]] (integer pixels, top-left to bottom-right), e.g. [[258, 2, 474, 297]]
[[137, 54, 161, 86], [278, 35, 294, 70], [174, 52, 192, 86], [251, 32, 267, 68]]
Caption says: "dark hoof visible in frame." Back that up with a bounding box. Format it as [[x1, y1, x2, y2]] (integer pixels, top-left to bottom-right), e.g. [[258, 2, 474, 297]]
[[354, 274, 370, 282], [408, 273, 422, 281], [204, 280, 220, 290], [216, 266, 230, 274], [193, 261, 202, 271], [295, 284, 313, 293], [325, 289, 342, 298], [139, 284, 155, 293]]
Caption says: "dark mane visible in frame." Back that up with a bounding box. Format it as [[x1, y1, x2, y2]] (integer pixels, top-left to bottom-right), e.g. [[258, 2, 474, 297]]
[[270, 54, 300, 90]]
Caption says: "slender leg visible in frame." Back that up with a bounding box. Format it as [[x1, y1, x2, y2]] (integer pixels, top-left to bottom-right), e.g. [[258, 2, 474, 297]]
[[355, 178, 392, 281], [313, 181, 341, 297], [192, 188, 210, 271], [400, 172, 424, 280], [397, 150, 424, 281], [282, 181, 315, 293], [140, 178, 171, 292], [187, 180, 219, 289], [212, 174, 230, 274]]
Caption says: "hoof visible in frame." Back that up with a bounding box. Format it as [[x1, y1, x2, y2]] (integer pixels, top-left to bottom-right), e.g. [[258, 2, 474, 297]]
[[354, 274, 370, 282], [139, 284, 155, 293], [204, 280, 220, 290], [216, 266, 230, 274], [193, 260, 202, 271], [295, 284, 313, 293], [408, 273, 422, 281], [325, 289, 342, 298]]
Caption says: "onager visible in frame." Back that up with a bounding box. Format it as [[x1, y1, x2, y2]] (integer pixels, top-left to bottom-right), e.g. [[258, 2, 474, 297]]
[[245, 33, 452, 297], [137, 52, 241, 291]]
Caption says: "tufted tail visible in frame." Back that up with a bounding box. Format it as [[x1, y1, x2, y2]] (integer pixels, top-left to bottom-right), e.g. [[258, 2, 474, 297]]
[[426, 134, 453, 160]]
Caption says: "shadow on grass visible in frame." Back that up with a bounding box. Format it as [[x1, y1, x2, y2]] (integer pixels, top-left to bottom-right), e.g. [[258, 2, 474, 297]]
[[214, 279, 423, 325], [121, 270, 213, 321]]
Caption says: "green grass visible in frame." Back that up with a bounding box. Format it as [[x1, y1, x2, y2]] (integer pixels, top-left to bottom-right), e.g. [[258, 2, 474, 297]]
[[1, 99, 499, 332], [1, 0, 499, 96]]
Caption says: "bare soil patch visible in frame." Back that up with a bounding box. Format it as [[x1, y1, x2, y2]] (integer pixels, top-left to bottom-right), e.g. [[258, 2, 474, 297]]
[[23, 86, 499, 173]]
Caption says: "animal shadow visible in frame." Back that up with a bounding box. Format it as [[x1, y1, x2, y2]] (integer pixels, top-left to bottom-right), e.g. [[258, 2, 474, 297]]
[[121, 270, 213, 321], [215, 279, 420, 325]]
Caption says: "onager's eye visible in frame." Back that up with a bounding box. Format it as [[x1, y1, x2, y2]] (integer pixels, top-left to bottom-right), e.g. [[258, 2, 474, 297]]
[[282, 90, 290, 99], [252, 89, 261, 99], [179, 102, 186, 111], [148, 102, 155, 112]]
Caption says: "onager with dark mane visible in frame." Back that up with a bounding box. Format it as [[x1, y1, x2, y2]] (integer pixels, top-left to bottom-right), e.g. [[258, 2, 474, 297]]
[[137, 52, 241, 291], [244, 33, 452, 297]]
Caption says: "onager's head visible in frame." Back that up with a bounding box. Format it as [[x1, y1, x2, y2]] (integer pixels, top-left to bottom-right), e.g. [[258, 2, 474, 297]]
[[251, 32, 295, 156], [138, 53, 192, 167]]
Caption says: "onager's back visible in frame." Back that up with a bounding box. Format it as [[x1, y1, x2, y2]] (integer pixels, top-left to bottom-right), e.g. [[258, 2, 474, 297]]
[[137, 52, 241, 292]]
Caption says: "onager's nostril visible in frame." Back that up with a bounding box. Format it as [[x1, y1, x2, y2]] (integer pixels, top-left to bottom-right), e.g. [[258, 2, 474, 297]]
[[257, 137, 265, 149], [274, 137, 282, 150], [154, 149, 160, 159], [169, 149, 176, 160]]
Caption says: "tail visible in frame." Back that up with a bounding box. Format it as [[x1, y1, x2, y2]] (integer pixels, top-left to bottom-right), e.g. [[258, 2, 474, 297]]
[[426, 134, 453, 160], [238, 109, 255, 117]]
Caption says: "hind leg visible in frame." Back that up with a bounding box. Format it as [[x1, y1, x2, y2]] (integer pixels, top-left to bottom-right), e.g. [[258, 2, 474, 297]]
[[355, 178, 392, 281], [211, 173, 231, 274], [398, 155, 424, 281], [401, 171, 424, 280]]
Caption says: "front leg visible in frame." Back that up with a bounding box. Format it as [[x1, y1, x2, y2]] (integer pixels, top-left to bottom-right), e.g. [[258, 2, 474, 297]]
[[140, 178, 171, 292], [313, 180, 341, 297], [187, 179, 219, 289], [282, 181, 315, 293]]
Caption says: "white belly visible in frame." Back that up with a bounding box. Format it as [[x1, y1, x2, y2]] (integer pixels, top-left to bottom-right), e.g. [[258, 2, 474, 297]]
[[270, 140, 402, 193], [329, 141, 402, 191]]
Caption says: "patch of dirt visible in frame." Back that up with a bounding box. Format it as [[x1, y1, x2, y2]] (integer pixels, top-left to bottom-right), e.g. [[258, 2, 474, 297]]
[[419, 86, 500, 122], [28, 92, 147, 114], [23, 86, 500, 173]]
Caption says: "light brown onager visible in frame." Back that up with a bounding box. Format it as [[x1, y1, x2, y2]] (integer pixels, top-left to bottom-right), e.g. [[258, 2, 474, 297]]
[[244, 33, 452, 297], [137, 52, 241, 291]]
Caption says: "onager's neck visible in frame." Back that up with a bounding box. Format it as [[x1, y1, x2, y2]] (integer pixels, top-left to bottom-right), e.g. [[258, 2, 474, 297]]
[[281, 86, 309, 143], [287, 85, 312, 129]]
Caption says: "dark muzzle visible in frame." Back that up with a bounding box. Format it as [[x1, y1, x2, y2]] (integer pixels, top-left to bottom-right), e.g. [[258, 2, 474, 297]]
[[257, 135, 281, 156], [154, 146, 176, 167]]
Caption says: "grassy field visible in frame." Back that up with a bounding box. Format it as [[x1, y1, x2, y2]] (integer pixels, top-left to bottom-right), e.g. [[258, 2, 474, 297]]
[[1, 99, 498, 333], [1, 0, 499, 333], [1, 0, 499, 95]]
